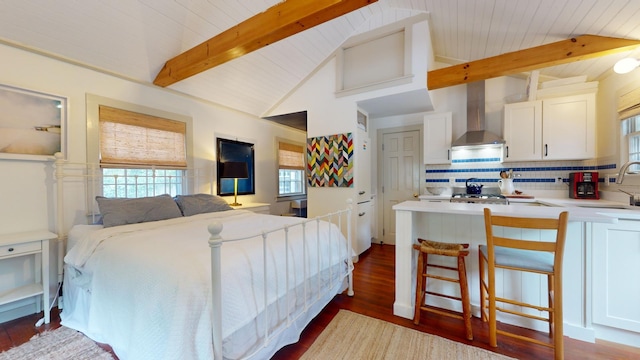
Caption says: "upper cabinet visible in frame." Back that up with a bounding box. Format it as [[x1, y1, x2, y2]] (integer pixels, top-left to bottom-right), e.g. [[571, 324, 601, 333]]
[[504, 100, 543, 161], [542, 94, 595, 160], [424, 112, 452, 164], [503, 93, 595, 161]]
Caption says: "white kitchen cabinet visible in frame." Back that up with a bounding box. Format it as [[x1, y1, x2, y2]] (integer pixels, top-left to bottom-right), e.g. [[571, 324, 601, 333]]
[[355, 122, 373, 256], [543, 93, 595, 160], [355, 201, 372, 256], [356, 129, 372, 204], [503, 100, 543, 161], [503, 93, 595, 161], [423, 112, 452, 164], [592, 221, 640, 334]]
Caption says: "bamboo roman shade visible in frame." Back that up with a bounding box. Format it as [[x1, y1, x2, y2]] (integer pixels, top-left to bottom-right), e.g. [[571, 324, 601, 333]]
[[99, 105, 187, 168], [278, 142, 305, 170], [618, 87, 640, 119]]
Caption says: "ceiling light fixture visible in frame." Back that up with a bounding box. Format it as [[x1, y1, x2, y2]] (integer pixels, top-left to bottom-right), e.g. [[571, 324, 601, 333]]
[[613, 58, 640, 74]]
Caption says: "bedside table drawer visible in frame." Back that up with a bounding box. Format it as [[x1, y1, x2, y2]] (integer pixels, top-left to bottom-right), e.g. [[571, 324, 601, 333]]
[[0, 241, 41, 258]]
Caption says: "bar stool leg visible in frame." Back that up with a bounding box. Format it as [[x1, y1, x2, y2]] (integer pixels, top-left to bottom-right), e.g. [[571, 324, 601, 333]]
[[488, 260, 498, 348], [553, 273, 564, 360], [479, 251, 487, 322], [548, 273, 554, 337], [458, 256, 473, 340], [414, 252, 425, 325]]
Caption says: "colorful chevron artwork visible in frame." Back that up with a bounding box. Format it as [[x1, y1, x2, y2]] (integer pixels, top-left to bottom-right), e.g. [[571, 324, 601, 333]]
[[306, 133, 353, 187]]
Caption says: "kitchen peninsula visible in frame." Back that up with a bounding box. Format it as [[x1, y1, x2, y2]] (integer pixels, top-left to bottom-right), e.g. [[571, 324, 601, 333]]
[[393, 199, 640, 348]]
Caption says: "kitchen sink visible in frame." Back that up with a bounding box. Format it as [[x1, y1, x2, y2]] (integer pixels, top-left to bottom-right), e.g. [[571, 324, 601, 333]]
[[574, 204, 632, 209], [509, 200, 553, 206], [596, 211, 640, 220]]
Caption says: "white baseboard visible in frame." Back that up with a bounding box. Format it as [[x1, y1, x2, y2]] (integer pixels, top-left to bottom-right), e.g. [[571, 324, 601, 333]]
[[393, 302, 414, 319]]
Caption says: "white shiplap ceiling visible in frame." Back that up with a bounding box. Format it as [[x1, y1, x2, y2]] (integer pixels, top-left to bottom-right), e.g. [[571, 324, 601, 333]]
[[1, 0, 639, 119]]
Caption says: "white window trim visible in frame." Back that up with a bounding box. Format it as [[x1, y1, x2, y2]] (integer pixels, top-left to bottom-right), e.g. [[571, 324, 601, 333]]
[[622, 123, 640, 173], [276, 137, 306, 201]]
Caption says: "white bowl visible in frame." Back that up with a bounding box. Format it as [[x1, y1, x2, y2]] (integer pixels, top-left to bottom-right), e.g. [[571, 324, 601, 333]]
[[426, 186, 447, 195]]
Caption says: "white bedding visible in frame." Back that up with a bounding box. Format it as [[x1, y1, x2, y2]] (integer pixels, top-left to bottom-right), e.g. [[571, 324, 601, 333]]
[[61, 209, 351, 360]]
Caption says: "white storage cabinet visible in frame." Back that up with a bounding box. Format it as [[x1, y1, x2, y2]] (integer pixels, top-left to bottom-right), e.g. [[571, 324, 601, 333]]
[[423, 112, 452, 164], [592, 220, 640, 335], [503, 93, 595, 161], [0, 230, 56, 324]]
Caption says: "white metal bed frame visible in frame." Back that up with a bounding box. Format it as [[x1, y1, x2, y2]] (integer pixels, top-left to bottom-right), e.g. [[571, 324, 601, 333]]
[[53, 153, 354, 359]]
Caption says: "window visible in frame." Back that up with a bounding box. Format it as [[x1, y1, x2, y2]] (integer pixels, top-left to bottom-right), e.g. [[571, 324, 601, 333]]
[[622, 115, 640, 172], [619, 88, 640, 173], [102, 168, 184, 198], [278, 141, 305, 197], [98, 105, 188, 197]]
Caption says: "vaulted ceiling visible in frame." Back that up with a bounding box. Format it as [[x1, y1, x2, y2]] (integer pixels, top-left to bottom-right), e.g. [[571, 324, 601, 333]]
[[1, 0, 640, 119]]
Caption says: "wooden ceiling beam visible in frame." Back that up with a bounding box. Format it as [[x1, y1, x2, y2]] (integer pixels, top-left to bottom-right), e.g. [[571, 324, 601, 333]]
[[154, 0, 377, 87], [427, 35, 640, 90]]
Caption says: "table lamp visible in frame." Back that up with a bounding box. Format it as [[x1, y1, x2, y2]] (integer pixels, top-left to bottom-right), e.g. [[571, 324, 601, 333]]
[[221, 161, 249, 206]]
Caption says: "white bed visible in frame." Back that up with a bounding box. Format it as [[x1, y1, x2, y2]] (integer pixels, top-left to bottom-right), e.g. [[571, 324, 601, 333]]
[[54, 158, 354, 360]]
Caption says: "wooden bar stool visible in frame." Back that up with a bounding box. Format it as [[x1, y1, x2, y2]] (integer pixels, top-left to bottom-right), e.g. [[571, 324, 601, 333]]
[[413, 238, 473, 340], [479, 208, 568, 360]]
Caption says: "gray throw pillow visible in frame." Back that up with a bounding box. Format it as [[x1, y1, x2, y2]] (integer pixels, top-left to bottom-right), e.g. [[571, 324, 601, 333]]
[[96, 194, 183, 228], [174, 194, 233, 216]]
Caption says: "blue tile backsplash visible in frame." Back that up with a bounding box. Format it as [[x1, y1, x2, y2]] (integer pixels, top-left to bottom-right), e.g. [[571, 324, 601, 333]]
[[425, 157, 617, 190]]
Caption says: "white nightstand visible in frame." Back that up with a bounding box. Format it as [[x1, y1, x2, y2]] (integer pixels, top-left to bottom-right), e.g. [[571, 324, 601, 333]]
[[0, 230, 57, 325], [231, 202, 270, 214]]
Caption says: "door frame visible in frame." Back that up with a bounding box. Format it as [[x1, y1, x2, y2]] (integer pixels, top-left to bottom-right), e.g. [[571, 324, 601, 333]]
[[376, 124, 424, 244]]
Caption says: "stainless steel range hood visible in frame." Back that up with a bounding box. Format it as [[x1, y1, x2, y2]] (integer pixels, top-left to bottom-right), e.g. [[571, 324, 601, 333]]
[[451, 80, 505, 148]]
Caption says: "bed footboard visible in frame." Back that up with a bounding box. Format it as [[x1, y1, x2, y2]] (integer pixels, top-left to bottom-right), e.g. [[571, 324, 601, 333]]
[[207, 205, 354, 360]]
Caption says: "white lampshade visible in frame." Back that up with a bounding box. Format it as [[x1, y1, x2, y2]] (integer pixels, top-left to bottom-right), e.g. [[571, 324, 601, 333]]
[[613, 58, 640, 74]]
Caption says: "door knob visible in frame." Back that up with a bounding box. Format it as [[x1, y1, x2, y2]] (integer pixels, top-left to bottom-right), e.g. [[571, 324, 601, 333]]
[[413, 193, 418, 198]]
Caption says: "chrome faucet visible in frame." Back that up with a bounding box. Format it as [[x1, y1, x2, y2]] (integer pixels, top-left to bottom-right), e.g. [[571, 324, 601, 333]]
[[616, 161, 640, 184]]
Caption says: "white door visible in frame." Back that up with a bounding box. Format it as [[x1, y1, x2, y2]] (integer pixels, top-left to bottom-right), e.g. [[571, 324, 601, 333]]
[[381, 130, 421, 245]]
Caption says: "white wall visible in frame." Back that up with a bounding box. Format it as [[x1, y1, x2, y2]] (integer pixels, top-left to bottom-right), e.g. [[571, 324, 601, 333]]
[[0, 43, 304, 322], [596, 69, 640, 159], [596, 69, 640, 191], [272, 56, 357, 221], [269, 19, 433, 246]]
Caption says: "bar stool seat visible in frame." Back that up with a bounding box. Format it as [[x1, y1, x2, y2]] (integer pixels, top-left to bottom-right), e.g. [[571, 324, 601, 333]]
[[413, 238, 473, 340]]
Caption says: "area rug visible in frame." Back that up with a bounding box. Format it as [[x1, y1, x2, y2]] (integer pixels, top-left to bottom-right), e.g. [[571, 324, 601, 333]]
[[301, 310, 516, 360], [0, 326, 112, 360]]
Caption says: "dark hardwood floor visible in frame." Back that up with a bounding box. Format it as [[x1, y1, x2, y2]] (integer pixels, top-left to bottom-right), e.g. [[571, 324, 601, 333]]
[[1, 244, 639, 359], [273, 244, 640, 360]]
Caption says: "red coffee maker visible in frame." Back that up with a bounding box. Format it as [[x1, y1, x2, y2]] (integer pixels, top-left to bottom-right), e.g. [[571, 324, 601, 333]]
[[569, 172, 599, 199]]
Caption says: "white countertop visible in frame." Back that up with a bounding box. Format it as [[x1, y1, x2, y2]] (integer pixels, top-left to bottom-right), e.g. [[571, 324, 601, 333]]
[[397, 196, 640, 222]]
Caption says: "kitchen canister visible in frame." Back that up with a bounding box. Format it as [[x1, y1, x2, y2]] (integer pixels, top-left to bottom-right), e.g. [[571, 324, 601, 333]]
[[498, 178, 515, 195]]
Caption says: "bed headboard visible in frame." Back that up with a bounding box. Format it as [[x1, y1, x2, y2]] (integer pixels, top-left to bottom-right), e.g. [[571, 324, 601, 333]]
[[53, 153, 216, 281]]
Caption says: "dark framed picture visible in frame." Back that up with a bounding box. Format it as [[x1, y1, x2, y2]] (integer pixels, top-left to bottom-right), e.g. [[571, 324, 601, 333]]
[[216, 138, 255, 196], [0, 84, 67, 161]]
